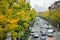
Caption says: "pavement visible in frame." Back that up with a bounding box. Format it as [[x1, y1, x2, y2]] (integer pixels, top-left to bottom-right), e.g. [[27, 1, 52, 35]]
[[55, 31, 60, 40], [53, 27, 60, 40]]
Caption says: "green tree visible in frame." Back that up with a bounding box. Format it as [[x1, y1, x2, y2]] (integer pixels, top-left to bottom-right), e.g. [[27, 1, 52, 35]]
[[0, 0, 37, 40]]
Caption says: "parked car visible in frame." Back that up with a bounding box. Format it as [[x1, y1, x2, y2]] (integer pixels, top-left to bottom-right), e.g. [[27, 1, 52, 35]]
[[45, 23, 49, 25], [40, 28, 43, 33], [40, 33, 47, 40], [30, 30, 34, 36], [33, 33, 39, 38], [45, 26, 50, 29], [39, 25, 41, 26], [47, 29, 54, 37], [45, 24, 50, 29], [50, 28, 56, 32], [36, 23, 38, 25], [40, 28, 46, 34]]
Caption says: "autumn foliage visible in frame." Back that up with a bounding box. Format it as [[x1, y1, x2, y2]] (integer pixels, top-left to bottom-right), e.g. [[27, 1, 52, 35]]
[[0, 0, 37, 40], [42, 9, 60, 24]]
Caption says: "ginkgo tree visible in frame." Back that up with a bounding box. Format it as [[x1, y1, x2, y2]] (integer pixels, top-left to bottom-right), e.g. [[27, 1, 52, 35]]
[[43, 8, 60, 28], [0, 0, 37, 40], [42, 11, 50, 20]]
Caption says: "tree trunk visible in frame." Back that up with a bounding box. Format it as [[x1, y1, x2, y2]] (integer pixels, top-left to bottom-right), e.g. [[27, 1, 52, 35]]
[[57, 23, 59, 28], [12, 37, 16, 40]]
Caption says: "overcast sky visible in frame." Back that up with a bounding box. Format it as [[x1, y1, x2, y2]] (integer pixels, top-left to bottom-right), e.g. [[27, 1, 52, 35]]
[[30, 0, 58, 12]]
